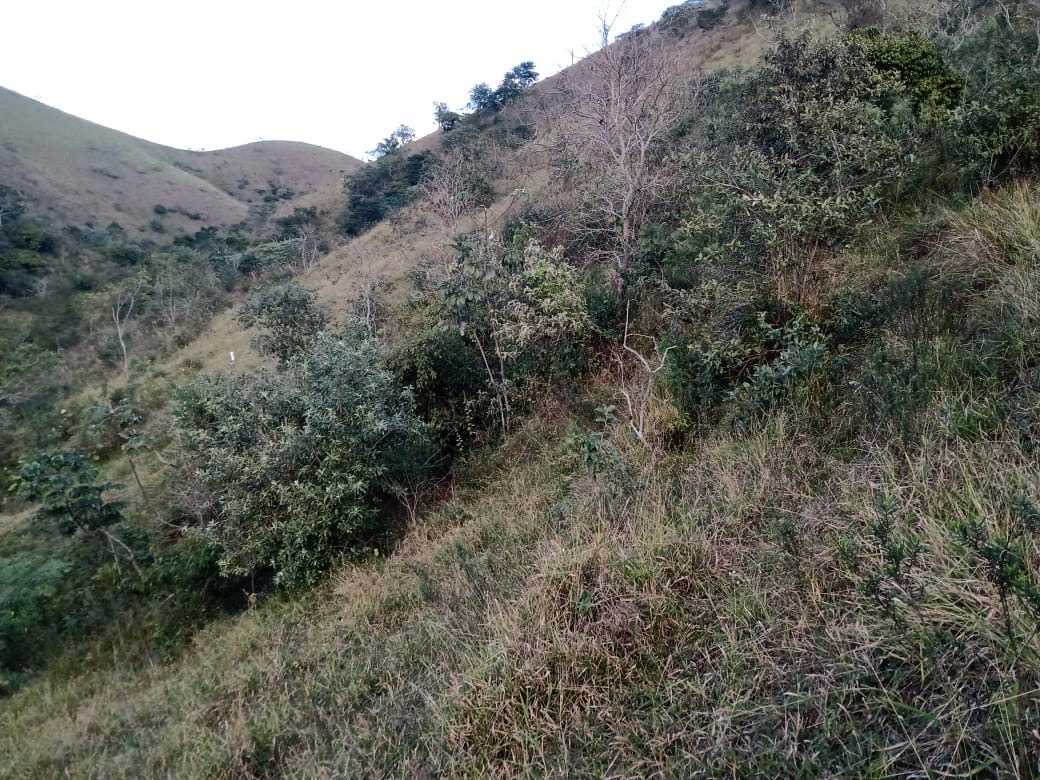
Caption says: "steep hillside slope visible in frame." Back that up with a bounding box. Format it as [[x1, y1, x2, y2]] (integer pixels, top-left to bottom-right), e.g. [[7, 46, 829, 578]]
[[0, 87, 360, 235], [6, 1, 1040, 775]]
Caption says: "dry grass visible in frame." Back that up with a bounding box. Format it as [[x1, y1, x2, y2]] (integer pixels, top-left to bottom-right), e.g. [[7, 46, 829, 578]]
[[3, 399, 1039, 776], [0, 87, 358, 238], [440, 413, 1040, 777]]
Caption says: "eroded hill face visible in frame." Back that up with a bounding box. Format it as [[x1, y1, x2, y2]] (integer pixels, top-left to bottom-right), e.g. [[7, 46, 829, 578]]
[[0, 87, 360, 236]]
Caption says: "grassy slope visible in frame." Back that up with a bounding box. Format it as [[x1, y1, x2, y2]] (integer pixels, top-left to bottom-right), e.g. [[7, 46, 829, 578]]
[[7, 5, 1040, 777], [4, 358, 1038, 776], [0, 87, 360, 237]]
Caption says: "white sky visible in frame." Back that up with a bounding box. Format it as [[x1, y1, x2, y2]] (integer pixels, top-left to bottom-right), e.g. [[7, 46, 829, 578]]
[[2, 0, 680, 158]]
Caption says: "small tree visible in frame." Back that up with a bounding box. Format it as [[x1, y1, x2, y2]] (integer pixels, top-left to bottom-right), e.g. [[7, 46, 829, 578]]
[[86, 398, 159, 523], [418, 150, 482, 234], [495, 61, 539, 103], [110, 278, 143, 377], [468, 83, 499, 113], [237, 282, 329, 366], [468, 62, 539, 113], [147, 252, 208, 348], [13, 452, 141, 576], [369, 125, 416, 159], [439, 236, 592, 436], [434, 102, 462, 132], [548, 29, 705, 279]]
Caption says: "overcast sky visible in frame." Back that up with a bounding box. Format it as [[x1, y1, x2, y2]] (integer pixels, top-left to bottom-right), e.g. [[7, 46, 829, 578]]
[[2, 0, 680, 158]]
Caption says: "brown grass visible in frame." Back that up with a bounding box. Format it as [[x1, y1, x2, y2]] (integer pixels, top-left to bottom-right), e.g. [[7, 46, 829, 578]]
[[0, 87, 359, 238], [4, 397, 1038, 776]]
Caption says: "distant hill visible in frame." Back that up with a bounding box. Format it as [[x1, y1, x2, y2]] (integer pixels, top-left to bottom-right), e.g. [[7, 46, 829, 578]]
[[0, 87, 361, 237]]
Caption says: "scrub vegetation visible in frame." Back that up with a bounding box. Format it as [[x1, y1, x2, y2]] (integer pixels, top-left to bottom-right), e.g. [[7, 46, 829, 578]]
[[3, 0, 1040, 775]]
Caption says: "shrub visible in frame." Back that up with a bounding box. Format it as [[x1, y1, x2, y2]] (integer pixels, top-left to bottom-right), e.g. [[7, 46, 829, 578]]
[[697, 4, 729, 31], [659, 1, 700, 33], [468, 62, 538, 113], [175, 330, 431, 588], [338, 152, 437, 237], [938, 18, 1040, 191], [13, 451, 125, 536], [729, 313, 828, 423], [435, 237, 594, 435], [237, 282, 329, 366], [275, 206, 319, 239], [858, 29, 962, 112], [6, 224, 57, 254], [0, 554, 72, 678], [676, 32, 920, 293], [388, 325, 493, 455]]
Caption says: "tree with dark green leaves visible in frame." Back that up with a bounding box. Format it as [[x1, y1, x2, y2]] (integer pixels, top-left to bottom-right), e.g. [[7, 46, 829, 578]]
[[495, 62, 539, 103], [468, 62, 539, 113], [434, 101, 462, 132], [369, 125, 416, 159], [468, 83, 499, 113], [12, 451, 141, 577]]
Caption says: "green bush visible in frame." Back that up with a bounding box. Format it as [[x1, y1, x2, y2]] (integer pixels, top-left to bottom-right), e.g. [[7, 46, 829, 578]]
[[0, 554, 72, 677], [677, 32, 920, 288], [237, 282, 329, 366], [175, 329, 432, 588], [6, 224, 57, 254], [338, 152, 439, 237], [275, 206, 319, 239], [13, 451, 125, 536], [729, 314, 828, 423], [388, 325, 493, 455], [697, 4, 729, 31], [858, 29, 962, 112], [939, 19, 1040, 191], [436, 237, 594, 434]]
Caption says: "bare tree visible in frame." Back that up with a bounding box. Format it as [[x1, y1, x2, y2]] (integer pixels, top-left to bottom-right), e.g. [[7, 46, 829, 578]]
[[337, 243, 392, 335], [418, 150, 479, 236], [292, 223, 323, 274], [597, 1, 627, 47], [111, 279, 141, 377], [150, 255, 204, 347], [615, 302, 675, 445], [546, 28, 706, 280]]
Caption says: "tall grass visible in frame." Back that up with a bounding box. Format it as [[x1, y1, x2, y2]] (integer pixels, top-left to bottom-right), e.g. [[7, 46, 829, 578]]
[[3, 391, 1038, 776]]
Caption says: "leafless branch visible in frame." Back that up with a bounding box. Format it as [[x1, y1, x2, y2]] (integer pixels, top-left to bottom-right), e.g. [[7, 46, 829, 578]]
[[615, 302, 675, 445], [418, 150, 480, 236], [545, 28, 708, 278], [111, 280, 141, 377]]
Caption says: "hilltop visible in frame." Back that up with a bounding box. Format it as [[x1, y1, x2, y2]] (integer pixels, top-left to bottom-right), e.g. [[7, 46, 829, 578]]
[[0, 87, 360, 237]]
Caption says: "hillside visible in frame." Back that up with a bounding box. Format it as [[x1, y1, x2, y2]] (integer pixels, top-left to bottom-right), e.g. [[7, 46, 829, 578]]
[[3, 0, 1040, 776], [0, 87, 360, 236]]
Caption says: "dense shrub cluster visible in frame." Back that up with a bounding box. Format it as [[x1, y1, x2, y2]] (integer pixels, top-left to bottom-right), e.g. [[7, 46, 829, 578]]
[[641, 17, 1040, 433], [177, 328, 432, 588], [338, 150, 438, 236], [467, 62, 538, 114]]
